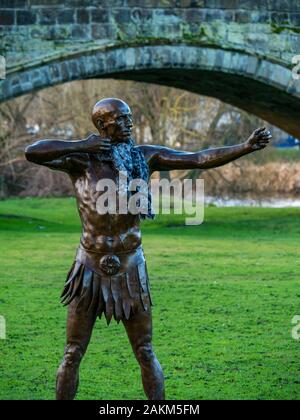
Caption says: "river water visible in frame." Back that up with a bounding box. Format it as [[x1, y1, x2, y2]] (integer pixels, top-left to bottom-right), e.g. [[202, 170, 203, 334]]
[[205, 196, 300, 208]]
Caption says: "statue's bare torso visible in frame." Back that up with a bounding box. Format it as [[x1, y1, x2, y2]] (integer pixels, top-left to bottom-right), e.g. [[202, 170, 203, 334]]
[[71, 155, 142, 252]]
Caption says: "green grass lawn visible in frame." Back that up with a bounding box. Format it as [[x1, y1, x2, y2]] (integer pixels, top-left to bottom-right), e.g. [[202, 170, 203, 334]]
[[0, 198, 299, 400]]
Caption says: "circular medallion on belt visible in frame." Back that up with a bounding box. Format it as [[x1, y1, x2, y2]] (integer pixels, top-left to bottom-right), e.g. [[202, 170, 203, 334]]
[[99, 255, 121, 275]]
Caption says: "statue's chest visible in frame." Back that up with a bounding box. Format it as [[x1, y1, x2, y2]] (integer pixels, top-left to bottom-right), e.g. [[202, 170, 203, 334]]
[[75, 160, 122, 205], [89, 160, 118, 184]]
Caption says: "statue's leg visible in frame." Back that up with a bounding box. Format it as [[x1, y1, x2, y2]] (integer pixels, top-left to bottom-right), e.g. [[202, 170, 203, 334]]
[[56, 298, 97, 400], [122, 309, 165, 400]]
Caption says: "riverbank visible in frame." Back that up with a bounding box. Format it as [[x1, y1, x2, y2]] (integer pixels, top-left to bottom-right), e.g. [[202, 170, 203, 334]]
[[201, 161, 300, 198]]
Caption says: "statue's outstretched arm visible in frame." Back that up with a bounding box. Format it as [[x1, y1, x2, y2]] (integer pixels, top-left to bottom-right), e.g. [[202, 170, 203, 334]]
[[25, 134, 110, 165], [142, 128, 272, 172]]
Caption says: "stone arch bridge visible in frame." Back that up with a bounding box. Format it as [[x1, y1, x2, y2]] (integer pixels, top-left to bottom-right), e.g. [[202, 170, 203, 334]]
[[1, 0, 300, 137]]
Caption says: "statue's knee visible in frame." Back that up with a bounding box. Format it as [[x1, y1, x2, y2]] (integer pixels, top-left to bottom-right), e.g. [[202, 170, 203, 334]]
[[136, 343, 154, 365], [63, 344, 83, 368]]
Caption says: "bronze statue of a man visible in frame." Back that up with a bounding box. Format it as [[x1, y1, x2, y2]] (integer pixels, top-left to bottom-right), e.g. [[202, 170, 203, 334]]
[[25, 98, 272, 400]]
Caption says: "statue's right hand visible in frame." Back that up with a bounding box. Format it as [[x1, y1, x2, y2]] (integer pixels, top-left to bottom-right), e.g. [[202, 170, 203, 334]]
[[84, 134, 111, 154]]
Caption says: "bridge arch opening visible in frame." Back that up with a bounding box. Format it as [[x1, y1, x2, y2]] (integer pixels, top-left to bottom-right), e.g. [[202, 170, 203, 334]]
[[1, 45, 299, 138]]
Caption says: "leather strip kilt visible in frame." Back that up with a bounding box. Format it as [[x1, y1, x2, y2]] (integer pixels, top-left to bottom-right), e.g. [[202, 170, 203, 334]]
[[61, 245, 153, 325]]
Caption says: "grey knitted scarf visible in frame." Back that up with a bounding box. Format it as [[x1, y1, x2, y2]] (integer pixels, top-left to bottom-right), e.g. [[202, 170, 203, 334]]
[[98, 138, 155, 220]]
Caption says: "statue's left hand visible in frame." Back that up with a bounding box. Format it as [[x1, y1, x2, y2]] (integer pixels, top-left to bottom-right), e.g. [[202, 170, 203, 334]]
[[246, 127, 272, 151]]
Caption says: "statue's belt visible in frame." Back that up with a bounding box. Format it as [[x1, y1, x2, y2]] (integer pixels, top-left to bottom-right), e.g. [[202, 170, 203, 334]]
[[75, 245, 145, 276]]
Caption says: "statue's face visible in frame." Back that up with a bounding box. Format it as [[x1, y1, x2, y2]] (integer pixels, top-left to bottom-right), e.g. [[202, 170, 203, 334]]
[[95, 101, 133, 143], [106, 109, 133, 143]]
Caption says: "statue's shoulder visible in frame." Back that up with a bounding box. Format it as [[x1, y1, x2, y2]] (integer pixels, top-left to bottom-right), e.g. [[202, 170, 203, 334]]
[[136, 144, 159, 156], [67, 152, 90, 162], [135, 145, 162, 168], [66, 152, 91, 172]]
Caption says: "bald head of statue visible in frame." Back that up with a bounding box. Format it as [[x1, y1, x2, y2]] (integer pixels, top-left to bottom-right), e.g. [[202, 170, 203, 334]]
[[92, 98, 133, 144]]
